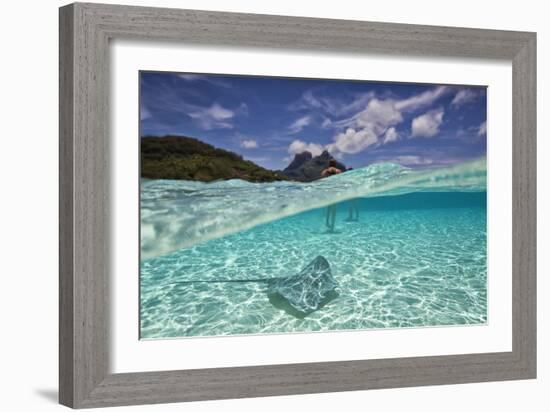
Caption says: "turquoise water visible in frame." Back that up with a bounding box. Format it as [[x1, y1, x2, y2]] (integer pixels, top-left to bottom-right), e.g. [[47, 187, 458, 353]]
[[140, 161, 487, 339]]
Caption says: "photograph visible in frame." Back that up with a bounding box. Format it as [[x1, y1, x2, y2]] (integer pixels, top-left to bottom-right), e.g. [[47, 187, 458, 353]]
[[139, 72, 488, 339]]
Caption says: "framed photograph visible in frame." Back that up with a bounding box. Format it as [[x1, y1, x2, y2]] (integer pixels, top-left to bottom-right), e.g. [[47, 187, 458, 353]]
[[59, 2, 536, 408]]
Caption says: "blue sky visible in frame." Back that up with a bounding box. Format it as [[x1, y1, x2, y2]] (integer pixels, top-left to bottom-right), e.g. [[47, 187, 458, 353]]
[[140, 71, 487, 171]]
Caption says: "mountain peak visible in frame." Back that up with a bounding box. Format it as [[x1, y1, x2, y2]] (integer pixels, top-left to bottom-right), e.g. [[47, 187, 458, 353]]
[[286, 151, 313, 170], [282, 150, 346, 182]]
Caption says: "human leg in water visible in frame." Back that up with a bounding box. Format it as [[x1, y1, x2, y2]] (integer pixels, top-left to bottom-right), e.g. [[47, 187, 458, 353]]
[[352, 199, 359, 221], [345, 202, 354, 222], [326, 204, 337, 232], [345, 199, 359, 222]]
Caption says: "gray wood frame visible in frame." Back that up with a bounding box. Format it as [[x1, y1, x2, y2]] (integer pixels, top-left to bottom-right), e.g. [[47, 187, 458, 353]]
[[59, 2, 536, 408]]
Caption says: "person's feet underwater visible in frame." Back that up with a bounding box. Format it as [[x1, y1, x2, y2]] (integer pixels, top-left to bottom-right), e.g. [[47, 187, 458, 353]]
[[325, 204, 337, 232], [321, 159, 343, 232]]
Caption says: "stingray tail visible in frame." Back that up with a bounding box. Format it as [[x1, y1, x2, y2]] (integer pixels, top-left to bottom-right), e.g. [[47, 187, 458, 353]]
[[165, 277, 273, 286]]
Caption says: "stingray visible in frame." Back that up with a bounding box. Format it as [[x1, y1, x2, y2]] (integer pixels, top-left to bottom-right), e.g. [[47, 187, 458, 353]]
[[266, 256, 339, 317], [168, 255, 339, 318]]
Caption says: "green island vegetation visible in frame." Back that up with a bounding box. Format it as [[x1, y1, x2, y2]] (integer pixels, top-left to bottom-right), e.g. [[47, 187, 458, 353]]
[[141, 136, 287, 182], [141, 135, 347, 182]]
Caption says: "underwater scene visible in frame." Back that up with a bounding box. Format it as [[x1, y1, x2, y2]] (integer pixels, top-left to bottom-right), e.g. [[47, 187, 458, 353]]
[[140, 160, 487, 338], [139, 71, 487, 339]]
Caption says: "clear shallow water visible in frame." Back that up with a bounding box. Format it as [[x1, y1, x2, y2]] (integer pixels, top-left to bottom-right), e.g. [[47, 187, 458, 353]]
[[140, 159, 486, 260], [140, 174, 487, 338]]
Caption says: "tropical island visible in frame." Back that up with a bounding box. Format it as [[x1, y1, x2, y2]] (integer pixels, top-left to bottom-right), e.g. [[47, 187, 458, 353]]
[[141, 135, 346, 182]]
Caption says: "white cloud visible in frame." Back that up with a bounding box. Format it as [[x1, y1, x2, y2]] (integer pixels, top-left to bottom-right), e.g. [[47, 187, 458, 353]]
[[290, 90, 374, 118], [332, 98, 394, 130], [188, 103, 235, 130], [339, 93, 376, 116], [288, 139, 324, 157], [451, 89, 477, 107], [327, 86, 448, 155], [302, 90, 322, 109], [287, 86, 449, 158], [237, 102, 249, 116], [321, 117, 332, 128], [178, 74, 231, 88], [207, 103, 234, 120], [395, 86, 448, 112], [411, 108, 444, 138], [288, 116, 311, 134], [355, 99, 403, 129], [383, 127, 399, 143], [478, 121, 487, 136], [240, 139, 258, 149], [296, 86, 446, 119], [328, 98, 403, 155], [327, 127, 378, 155], [178, 74, 203, 81]]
